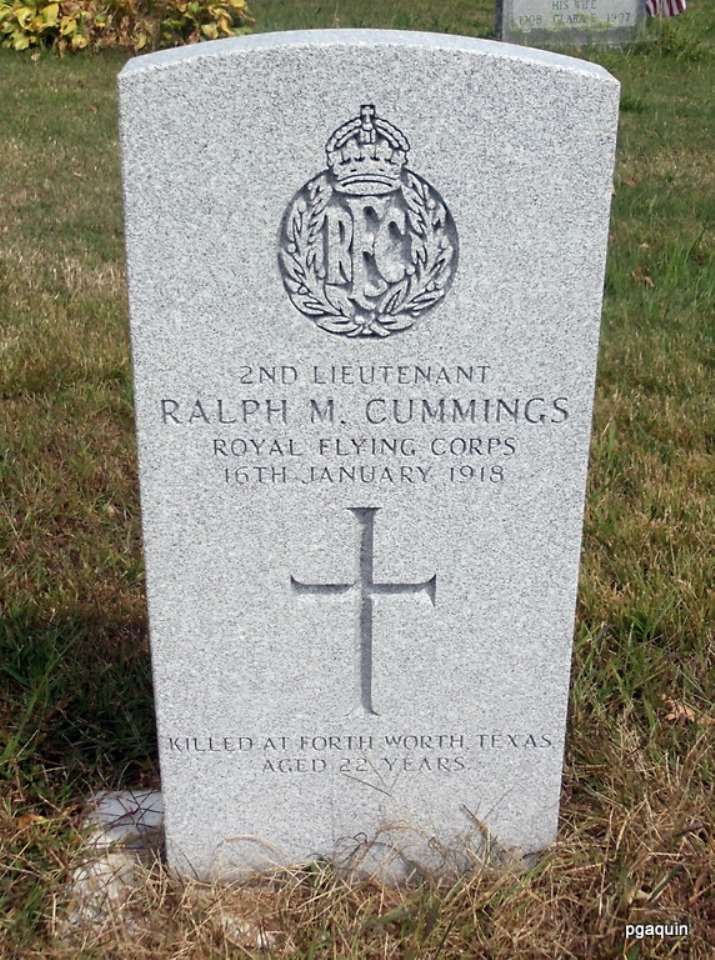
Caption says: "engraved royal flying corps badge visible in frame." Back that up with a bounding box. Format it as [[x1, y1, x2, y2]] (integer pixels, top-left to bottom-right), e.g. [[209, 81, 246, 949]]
[[279, 105, 459, 338]]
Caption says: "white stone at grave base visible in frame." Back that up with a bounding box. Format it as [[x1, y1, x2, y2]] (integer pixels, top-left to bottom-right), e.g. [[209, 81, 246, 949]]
[[67, 790, 163, 926], [66, 790, 275, 947], [118, 30, 620, 883]]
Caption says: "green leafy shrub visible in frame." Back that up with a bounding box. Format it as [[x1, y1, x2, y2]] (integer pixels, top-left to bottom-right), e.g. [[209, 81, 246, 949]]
[[0, 0, 253, 53], [156, 0, 252, 44]]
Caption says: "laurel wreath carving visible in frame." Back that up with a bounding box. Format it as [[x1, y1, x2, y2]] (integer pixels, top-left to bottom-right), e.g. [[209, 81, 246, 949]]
[[279, 171, 456, 337]]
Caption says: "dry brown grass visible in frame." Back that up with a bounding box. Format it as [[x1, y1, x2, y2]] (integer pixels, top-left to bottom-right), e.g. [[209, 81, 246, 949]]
[[2, 729, 704, 960]]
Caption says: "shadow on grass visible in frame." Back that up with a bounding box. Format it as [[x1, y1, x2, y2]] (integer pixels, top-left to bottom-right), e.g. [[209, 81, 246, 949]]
[[0, 607, 157, 802]]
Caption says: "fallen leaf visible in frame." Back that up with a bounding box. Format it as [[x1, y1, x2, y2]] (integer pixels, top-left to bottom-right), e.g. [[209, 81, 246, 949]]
[[624, 177, 638, 187], [89, 103, 98, 113], [42, 698, 70, 722], [16, 814, 47, 828], [631, 267, 655, 288], [673, 821, 706, 839], [661, 694, 695, 723]]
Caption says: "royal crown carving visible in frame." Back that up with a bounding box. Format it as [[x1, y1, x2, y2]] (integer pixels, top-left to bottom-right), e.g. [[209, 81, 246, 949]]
[[326, 104, 409, 196]]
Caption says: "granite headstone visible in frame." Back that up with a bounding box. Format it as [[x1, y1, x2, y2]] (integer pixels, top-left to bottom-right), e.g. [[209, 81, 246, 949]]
[[118, 30, 619, 880], [497, 0, 645, 47]]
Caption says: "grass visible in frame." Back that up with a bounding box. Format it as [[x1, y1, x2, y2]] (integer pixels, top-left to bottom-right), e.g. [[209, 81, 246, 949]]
[[0, 1, 714, 957]]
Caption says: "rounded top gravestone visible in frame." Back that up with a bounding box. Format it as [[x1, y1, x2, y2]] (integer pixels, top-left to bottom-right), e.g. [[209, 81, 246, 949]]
[[118, 31, 619, 882]]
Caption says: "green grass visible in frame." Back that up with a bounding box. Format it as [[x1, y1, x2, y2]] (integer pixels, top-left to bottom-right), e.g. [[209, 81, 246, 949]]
[[1, 3, 714, 957], [250, 0, 495, 35]]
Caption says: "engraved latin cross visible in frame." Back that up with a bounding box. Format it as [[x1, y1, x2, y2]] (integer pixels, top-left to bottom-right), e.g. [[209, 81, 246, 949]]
[[290, 507, 436, 716]]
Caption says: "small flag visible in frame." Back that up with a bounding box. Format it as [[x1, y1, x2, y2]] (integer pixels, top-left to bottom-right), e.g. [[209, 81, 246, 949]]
[[645, 0, 687, 15]]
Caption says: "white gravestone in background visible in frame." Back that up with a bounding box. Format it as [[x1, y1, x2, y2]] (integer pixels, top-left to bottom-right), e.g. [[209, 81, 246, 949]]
[[118, 31, 619, 880], [497, 0, 646, 47]]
